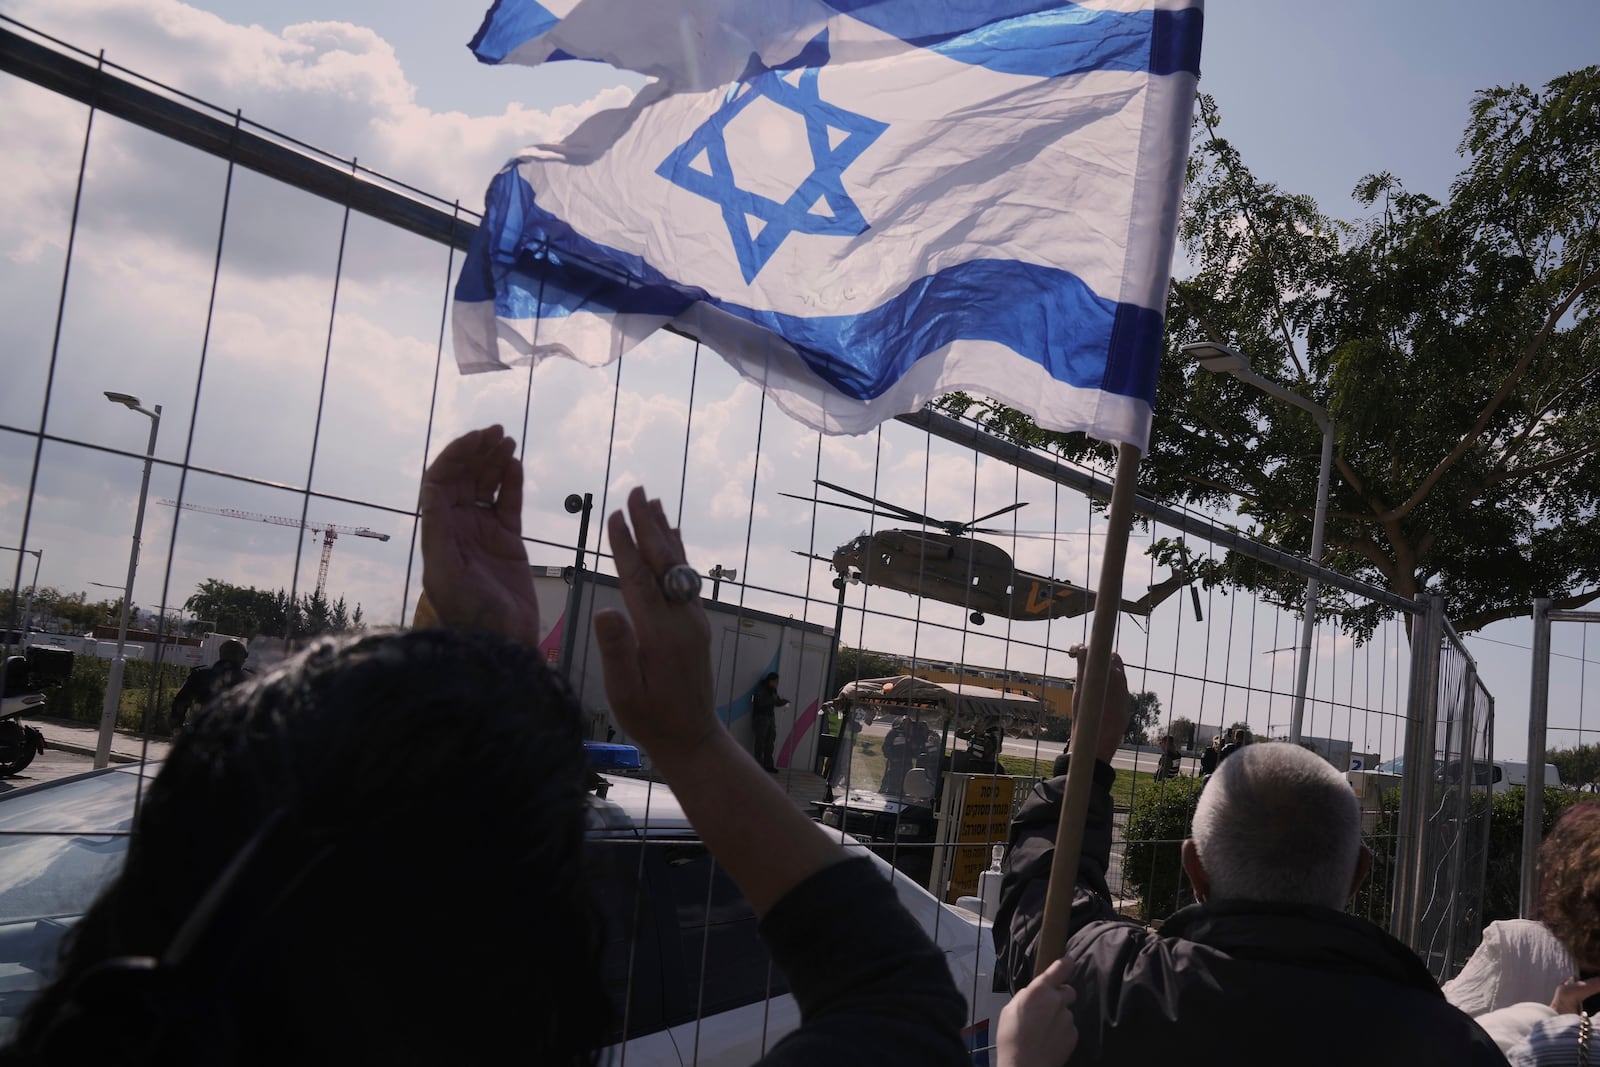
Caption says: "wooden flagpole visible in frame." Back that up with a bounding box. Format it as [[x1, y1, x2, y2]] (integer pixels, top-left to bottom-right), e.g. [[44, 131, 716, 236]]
[[1032, 440, 1143, 978]]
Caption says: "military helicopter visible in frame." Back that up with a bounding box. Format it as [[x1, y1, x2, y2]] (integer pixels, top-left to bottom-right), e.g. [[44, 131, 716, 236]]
[[786, 480, 1198, 626]]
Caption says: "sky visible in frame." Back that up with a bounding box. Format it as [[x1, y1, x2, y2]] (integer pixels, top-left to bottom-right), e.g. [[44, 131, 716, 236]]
[[1, 0, 1597, 762]]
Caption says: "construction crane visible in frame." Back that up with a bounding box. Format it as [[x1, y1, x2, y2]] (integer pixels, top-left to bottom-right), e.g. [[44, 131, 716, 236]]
[[159, 500, 391, 599]]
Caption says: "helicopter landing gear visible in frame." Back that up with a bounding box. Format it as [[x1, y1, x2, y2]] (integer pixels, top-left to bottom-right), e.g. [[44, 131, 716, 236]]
[[970, 611, 985, 626]]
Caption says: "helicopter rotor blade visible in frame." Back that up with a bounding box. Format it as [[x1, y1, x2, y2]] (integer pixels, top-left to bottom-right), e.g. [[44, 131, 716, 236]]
[[966, 501, 1027, 528], [813, 478, 941, 528], [965, 527, 1152, 540], [780, 492, 930, 525]]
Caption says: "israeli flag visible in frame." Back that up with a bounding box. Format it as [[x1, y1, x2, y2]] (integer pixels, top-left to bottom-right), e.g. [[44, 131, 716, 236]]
[[455, 0, 1203, 450]]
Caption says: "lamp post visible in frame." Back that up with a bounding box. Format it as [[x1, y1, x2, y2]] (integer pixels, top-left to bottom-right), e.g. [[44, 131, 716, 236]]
[[821, 570, 861, 797], [96, 391, 161, 769], [0, 545, 43, 642], [556, 492, 593, 682], [1181, 342, 1332, 745]]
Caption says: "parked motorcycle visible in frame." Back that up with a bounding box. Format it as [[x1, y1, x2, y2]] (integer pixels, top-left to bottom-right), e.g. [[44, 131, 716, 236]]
[[1, 655, 49, 776]]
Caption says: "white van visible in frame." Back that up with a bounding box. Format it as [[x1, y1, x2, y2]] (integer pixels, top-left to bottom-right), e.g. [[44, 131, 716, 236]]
[[1492, 761, 1564, 793], [1366, 757, 1564, 795]]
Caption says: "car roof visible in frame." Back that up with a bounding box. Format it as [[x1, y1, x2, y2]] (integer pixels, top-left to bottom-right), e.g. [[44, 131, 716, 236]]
[[587, 773, 694, 836]]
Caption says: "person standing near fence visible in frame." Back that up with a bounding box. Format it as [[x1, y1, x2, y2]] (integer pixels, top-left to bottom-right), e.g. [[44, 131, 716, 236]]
[[751, 671, 788, 772], [168, 639, 249, 734], [1154, 734, 1181, 781]]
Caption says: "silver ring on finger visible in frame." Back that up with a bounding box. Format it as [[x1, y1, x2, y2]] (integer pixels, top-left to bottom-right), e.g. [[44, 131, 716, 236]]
[[660, 564, 702, 604]]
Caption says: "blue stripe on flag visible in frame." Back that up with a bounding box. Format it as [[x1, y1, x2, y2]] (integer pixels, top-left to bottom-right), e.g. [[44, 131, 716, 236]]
[[455, 175, 1163, 407], [469, 0, 559, 64], [825, 1, 1202, 78]]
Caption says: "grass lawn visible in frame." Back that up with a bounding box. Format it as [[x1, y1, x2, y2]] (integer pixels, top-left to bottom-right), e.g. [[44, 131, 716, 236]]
[[997, 754, 1156, 810]]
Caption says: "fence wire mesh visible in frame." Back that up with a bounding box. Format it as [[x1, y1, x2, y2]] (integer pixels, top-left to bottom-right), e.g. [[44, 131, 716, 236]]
[[0, 20, 1497, 1057]]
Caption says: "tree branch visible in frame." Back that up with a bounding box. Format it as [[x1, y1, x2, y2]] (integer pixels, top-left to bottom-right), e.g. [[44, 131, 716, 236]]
[[1486, 445, 1599, 487], [1327, 532, 1400, 583], [1172, 279, 1231, 351], [1457, 586, 1600, 634], [1373, 262, 1600, 523], [1492, 356, 1600, 474], [1197, 102, 1308, 378]]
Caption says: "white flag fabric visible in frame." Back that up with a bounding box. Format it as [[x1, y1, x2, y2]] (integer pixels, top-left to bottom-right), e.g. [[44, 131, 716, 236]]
[[455, 0, 1203, 450]]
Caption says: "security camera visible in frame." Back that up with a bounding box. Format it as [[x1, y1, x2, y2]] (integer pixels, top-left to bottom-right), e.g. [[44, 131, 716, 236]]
[[564, 494, 585, 514]]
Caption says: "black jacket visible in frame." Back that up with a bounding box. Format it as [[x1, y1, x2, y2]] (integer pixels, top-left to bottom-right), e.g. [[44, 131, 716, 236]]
[[752, 685, 789, 718], [994, 760, 1507, 1066], [758, 859, 968, 1066]]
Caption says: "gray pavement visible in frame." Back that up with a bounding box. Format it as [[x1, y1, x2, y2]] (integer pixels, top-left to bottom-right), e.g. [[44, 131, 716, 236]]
[[18, 715, 171, 766], [0, 744, 97, 795]]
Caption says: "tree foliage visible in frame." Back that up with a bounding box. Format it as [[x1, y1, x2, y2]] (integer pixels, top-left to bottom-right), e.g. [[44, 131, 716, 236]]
[[943, 67, 1600, 637], [1549, 742, 1600, 789], [1167, 715, 1196, 751], [184, 579, 365, 640], [830, 646, 907, 693], [1125, 690, 1162, 747], [0, 586, 119, 634]]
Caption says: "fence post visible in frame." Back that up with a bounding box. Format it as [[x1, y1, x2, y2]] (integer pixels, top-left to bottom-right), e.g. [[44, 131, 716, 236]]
[[1392, 593, 1442, 945], [1442, 661, 1476, 977], [1520, 598, 1552, 917]]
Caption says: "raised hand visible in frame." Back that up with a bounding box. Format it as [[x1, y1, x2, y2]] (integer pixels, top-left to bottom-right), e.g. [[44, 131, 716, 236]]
[[1553, 975, 1600, 1015], [1068, 643, 1130, 765], [592, 488, 717, 756], [997, 955, 1079, 1067], [419, 425, 541, 648]]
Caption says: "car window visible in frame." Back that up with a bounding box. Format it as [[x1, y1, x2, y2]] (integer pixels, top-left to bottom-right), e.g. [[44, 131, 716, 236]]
[[588, 838, 789, 1042]]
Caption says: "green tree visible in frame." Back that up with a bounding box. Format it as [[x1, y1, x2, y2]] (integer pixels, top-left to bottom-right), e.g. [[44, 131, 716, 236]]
[[1168, 715, 1196, 751], [184, 579, 366, 640], [185, 579, 281, 638], [831, 646, 906, 693], [944, 67, 1600, 637], [1126, 690, 1162, 747], [1549, 742, 1600, 790]]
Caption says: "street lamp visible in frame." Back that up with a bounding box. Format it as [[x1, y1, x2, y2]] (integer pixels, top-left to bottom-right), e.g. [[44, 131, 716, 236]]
[[97, 391, 161, 769], [1181, 342, 1333, 745], [0, 545, 43, 641], [556, 491, 593, 682], [821, 569, 863, 799]]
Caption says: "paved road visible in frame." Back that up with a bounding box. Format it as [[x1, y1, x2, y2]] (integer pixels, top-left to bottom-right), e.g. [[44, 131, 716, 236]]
[[0, 745, 96, 796], [1000, 737, 1204, 778]]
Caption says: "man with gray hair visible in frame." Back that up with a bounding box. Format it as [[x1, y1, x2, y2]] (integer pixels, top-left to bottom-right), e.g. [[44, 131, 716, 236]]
[[994, 651, 1504, 1064]]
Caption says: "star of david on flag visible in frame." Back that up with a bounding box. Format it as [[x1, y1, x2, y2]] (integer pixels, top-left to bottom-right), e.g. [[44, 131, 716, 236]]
[[454, 0, 1205, 451], [657, 32, 886, 284]]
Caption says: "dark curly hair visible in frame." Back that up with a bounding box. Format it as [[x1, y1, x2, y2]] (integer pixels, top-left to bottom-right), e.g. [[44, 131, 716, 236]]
[[1539, 800, 1600, 974], [11, 628, 606, 1065]]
